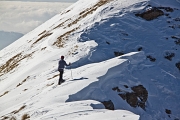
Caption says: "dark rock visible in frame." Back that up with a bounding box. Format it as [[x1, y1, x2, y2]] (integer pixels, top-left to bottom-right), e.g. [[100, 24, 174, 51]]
[[124, 85, 129, 88], [147, 55, 156, 62], [164, 52, 175, 61], [175, 40, 180, 45], [114, 51, 124, 57], [131, 85, 148, 103], [158, 7, 174, 12], [175, 62, 180, 70], [171, 36, 180, 40], [112, 87, 121, 92], [135, 8, 164, 21], [174, 17, 180, 21], [165, 13, 169, 16], [165, 109, 171, 114], [137, 47, 143, 51], [102, 100, 114, 110], [119, 93, 126, 100], [126, 92, 138, 107], [106, 41, 110, 45], [117, 85, 148, 109]]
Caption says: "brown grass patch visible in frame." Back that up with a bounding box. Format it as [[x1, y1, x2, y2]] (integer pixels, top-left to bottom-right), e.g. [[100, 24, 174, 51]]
[[67, 0, 111, 27], [0, 52, 35, 76], [53, 0, 111, 47], [60, 9, 71, 16], [1, 116, 9, 120], [65, 10, 71, 14], [16, 76, 30, 87], [0, 91, 9, 97], [41, 47, 47, 50], [33, 31, 52, 45], [53, 18, 71, 30], [53, 27, 79, 48], [23, 89, 28, 91], [47, 74, 59, 80], [38, 30, 46, 36], [2, 116, 11, 120], [21, 114, 30, 120], [12, 105, 26, 114], [1, 115, 17, 120]]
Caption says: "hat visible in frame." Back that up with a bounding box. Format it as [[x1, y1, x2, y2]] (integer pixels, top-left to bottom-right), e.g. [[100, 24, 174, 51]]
[[61, 56, 64, 59]]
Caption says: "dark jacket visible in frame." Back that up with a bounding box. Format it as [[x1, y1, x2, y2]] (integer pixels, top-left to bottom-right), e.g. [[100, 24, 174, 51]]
[[58, 59, 68, 71]]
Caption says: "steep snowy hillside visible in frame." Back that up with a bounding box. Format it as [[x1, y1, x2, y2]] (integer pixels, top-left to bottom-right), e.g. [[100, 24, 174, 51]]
[[0, 0, 180, 120]]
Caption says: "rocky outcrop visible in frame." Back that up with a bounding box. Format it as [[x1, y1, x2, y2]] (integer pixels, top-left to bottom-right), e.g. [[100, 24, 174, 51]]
[[102, 100, 114, 110], [135, 6, 174, 21], [135, 8, 164, 21], [176, 62, 180, 70], [113, 85, 148, 110]]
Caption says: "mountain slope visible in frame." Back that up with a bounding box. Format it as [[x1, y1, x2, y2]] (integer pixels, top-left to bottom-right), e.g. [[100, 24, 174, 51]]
[[0, 0, 180, 120]]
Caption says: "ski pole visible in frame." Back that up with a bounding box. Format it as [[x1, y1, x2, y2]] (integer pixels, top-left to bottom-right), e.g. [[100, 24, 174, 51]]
[[70, 64, 73, 79]]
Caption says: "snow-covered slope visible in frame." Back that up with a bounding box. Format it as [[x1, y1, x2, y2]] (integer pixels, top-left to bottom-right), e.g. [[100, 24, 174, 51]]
[[0, 0, 180, 120]]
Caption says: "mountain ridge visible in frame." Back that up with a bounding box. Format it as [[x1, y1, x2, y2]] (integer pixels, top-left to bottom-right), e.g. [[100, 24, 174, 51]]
[[0, 0, 180, 119]]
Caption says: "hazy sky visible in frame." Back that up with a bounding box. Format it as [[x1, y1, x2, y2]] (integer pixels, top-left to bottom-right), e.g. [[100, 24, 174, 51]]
[[0, 0, 77, 50], [0, 0, 77, 34]]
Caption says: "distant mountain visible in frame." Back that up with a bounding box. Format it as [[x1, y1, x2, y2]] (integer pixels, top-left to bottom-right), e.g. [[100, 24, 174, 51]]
[[0, 0, 180, 120], [0, 31, 23, 50]]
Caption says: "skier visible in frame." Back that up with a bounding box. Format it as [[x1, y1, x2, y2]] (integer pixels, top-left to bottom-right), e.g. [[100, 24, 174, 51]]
[[58, 56, 70, 85]]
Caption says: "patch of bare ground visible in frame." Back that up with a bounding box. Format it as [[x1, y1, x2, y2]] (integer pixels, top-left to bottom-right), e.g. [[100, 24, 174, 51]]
[[41, 47, 47, 51], [23, 89, 28, 91], [12, 105, 26, 114], [0, 52, 35, 76], [21, 114, 30, 120], [1, 106, 28, 120], [67, 0, 112, 28], [0, 91, 9, 97], [47, 74, 59, 80], [53, 0, 112, 48], [53, 27, 79, 48], [53, 18, 71, 30], [60, 9, 71, 16], [1, 116, 16, 120], [32, 31, 52, 45], [16, 76, 30, 87], [54, 0, 111, 30], [38, 30, 46, 36]]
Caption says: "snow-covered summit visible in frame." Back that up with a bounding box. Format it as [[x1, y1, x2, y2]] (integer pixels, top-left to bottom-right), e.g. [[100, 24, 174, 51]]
[[0, 0, 180, 119]]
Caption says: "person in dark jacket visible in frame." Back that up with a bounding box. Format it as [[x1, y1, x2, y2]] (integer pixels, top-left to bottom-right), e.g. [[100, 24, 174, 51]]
[[58, 56, 70, 85]]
